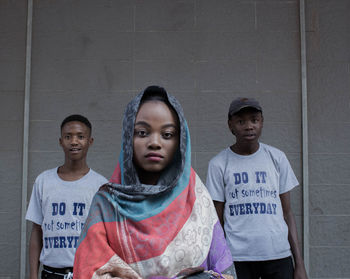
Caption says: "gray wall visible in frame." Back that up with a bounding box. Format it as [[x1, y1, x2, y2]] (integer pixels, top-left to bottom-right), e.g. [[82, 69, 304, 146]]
[[0, 0, 349, 278], [306, 1, 350, 278], [0, 0, 27, 277]]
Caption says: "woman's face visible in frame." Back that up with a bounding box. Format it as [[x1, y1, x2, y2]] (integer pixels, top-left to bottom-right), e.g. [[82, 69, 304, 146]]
[[133, 100, 179, 185]]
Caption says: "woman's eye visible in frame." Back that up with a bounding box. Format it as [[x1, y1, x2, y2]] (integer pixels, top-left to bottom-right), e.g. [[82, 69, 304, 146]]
[[163, 132, 174, 139], [136, 130, 147, 137]]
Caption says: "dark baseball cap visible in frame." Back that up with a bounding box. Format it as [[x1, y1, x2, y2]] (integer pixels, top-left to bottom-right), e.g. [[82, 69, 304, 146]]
[[228, 97, 262, 117]]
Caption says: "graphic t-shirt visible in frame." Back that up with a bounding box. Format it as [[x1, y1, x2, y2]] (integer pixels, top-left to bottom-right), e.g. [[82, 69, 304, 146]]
[[206, 143, 298, 261], [26, 167, 108, 267]]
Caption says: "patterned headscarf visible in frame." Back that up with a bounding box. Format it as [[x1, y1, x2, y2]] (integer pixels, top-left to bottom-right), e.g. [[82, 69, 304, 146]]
[[109, 85, 189, 201]]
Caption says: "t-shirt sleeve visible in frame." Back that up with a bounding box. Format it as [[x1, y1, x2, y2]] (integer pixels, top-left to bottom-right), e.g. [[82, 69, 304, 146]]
[[25, 179, 43, 225], [206, 158, 225, 202], [278, 153, 299, 194]]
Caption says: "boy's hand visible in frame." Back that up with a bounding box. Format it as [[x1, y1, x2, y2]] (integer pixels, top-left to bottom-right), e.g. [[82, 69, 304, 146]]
[[294, 264, 308, 279]]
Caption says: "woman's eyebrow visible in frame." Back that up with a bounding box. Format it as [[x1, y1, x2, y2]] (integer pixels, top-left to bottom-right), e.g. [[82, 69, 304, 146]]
[[134, 121, 150, 127], [161, 123, 177, 129]]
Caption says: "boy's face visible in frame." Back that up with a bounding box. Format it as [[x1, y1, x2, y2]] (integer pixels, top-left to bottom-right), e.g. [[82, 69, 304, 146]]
[[59, 121, 93, 162], [228, 108, 263, 145], [133, 100, 179, 184]]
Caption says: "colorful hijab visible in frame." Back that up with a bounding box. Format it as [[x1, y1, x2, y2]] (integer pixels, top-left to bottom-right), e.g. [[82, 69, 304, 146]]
[[74, 87, 235, 279]]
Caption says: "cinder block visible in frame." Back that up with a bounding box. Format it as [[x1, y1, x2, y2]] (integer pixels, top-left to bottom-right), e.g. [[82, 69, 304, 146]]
[[0, 182, 21, 213], [0, 4, 26, 33], [0, 60, 25, 91], [135, 61, 195, 91], [261, 123, 300, 153], [196, 0, 255, 32], [0, 120, 23, 151], [135, 32, 195, 61], [310, 216, 350, 246], [193, 32, 258, 61], [305, 0, 319, 32], [312, 0, 350, 62], [257, 31, 300, 61], [168, 90, 198, 125], [91, 120, 122, 153], [310, 247, 350, 277], [258, 91, 301, 123], [31, 59, 133, 91], [196, 91, 236, 122], [193, 151, 219, 182], [33, 5, 73, 33], [135, 0, 195, 31], [30, 91, 135, 121], [32, 31, 73, 60], [29, 120, 61, 152], [0, 92, 24, 121], [196, 61, 257, 92], [0, 151, 22, 183], [257, 61, 300, 92], [0, 31, 25, 60], [70, 31, 133, 60], [308, 63, 350, 100], [71, 0, 134, 32], [28, 151, 63, 182], [195, 121, 232, 152], [256, 1, 299, 32], [0, 243, 19, 278], [309, 154, 350, 185], [310, 185, 350, 216], [309, 121, 350, 154], [88, 150, 120, 179], [0, 211, 20, 244]]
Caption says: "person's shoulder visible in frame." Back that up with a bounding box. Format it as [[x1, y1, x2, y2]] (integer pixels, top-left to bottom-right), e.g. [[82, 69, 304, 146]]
[[35, 167, 58, 181], [209, 147, 230, 163], [260, 142, 286, 157], [88, 169, 108, 183]]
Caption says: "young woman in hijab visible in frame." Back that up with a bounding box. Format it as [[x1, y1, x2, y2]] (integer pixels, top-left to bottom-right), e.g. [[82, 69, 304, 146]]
[[73, 86, 236, 279]]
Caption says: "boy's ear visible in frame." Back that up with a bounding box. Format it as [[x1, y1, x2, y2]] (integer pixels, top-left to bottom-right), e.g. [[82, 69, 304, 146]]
[[227, 119, 233, 133], [88, 137, 94, 146], [59, 137, 62, 146]]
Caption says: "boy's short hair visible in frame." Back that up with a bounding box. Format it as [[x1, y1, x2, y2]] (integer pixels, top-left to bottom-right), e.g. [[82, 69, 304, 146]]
[[60, 114, 92, 134], [228, 97, 262, 119]]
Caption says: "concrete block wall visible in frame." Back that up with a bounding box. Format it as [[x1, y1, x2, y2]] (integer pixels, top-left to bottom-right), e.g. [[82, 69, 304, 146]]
[[0, 0, 27, 277], [306, 1, 350, 278], [0, 0, 349, 278]]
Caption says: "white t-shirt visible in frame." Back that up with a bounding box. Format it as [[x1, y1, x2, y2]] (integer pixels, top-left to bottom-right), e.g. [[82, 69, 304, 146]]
[[206, 143, 298, 261], [26, 167, 108, 268]]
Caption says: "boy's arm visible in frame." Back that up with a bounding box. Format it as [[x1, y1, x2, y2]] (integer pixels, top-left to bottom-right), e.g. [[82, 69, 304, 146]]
[[29, 223, 43, 279], [280, 192, 308, 279], [213, 201, 225, 230]]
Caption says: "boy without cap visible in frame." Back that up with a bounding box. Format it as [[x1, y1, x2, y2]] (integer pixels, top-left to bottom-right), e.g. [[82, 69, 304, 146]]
[[26, 114, 108, 279], [206, 98, 308, 279]]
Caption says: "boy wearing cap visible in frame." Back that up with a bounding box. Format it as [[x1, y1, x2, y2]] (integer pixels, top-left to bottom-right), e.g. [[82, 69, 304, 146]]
[[206, 98, 308, 279]]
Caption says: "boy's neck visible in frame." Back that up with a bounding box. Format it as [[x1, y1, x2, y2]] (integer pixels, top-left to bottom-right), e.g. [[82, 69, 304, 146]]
[[57, 161, 90, 181], [231, 141, 260, 155]]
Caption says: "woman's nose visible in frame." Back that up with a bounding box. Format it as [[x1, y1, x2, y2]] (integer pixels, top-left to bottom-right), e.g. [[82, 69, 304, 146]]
[[148, 134, 161, 149]]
